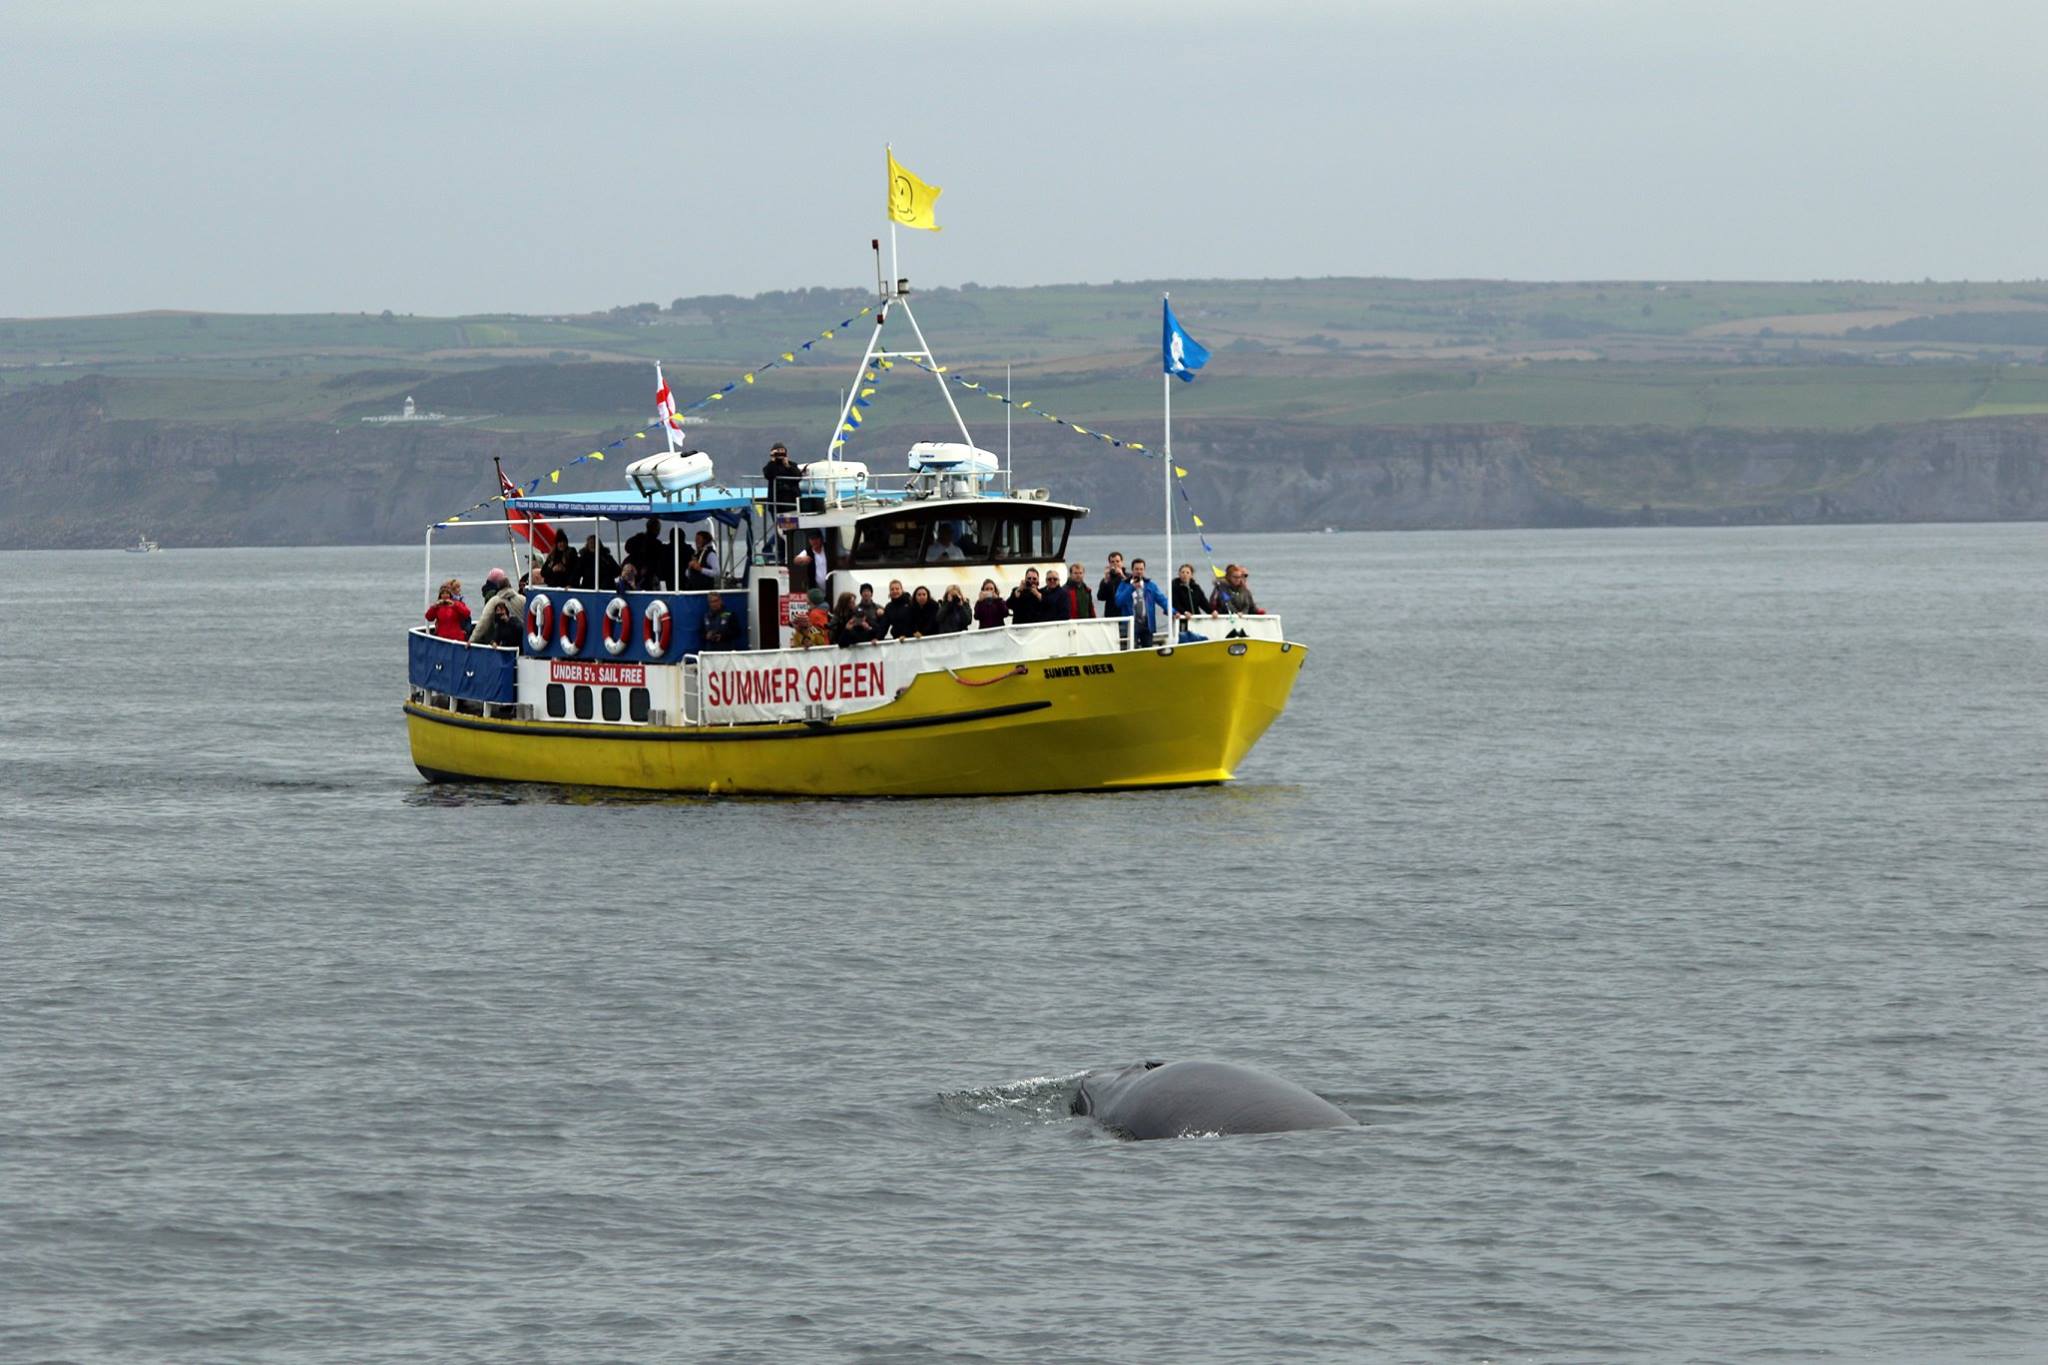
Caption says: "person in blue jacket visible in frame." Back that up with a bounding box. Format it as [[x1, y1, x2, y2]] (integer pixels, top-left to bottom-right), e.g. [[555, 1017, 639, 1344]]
[[1114, 558, 1171, 648]]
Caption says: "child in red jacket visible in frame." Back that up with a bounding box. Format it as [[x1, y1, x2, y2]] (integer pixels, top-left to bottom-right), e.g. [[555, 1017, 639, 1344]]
[[424, 579, 473, 641]]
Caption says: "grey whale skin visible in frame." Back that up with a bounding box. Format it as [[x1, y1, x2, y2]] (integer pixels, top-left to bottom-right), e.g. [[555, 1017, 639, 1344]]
[[1070, 1060, 1357, 1140]]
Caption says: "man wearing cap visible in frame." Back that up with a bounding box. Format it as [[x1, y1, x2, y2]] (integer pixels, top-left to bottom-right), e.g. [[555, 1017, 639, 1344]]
[[761, 443, 803, 514]]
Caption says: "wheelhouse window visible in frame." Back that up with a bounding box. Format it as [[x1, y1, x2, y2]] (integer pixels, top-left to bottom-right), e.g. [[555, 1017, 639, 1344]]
[[850, 513, 927, 567], [848, 507, 1073, 568], [982, 511, 1071, 564]]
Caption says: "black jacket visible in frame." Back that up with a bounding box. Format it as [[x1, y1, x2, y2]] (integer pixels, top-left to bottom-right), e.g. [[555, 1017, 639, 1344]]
[[578, 544, 620, 590], [624, 531, 667, 584], [1096, 571, 1126, 612], [700, 608, 740, 650], [1008, 585, 1045, 624], [932, 599, 971, 635], [487, 609, 524, 647], [881, 595, 916, 639], [762, 458, 803, 509], [1039, 583, 1072, 621], [1172, 579, 1209, 615]]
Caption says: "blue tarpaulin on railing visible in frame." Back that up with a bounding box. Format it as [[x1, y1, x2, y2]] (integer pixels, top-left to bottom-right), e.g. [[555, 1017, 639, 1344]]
[[409, 630, 518, 703]]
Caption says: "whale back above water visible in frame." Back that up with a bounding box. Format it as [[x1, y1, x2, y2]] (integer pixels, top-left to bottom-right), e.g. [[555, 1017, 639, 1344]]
[[1071, 1060, 1358, 1140]]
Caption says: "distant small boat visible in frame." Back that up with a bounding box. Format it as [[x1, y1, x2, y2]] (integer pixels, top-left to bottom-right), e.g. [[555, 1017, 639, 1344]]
[[125, 534, 160, 553], [1320, 526, 1338, 534]]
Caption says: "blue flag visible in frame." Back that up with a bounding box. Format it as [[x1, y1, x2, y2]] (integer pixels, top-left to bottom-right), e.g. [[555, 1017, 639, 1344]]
[[1163, 298, 1210, 382]]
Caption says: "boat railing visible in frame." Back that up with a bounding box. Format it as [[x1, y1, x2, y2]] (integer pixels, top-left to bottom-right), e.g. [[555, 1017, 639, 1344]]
[[1171, 612, 1284, 644], [680, 657, 702, 726], [407, 627, 519, 709]]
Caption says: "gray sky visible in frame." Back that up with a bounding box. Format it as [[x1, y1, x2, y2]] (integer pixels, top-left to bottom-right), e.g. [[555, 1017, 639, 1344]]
[[5, 0, 2043, 317]]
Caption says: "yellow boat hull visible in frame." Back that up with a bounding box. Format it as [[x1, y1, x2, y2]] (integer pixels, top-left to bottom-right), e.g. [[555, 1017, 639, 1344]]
[[406, 638, 1306, 796]]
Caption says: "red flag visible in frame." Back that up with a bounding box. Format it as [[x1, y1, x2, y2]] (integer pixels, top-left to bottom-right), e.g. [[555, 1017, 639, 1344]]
[[655, 366, 685, 441], [499, 465, 557, 554]]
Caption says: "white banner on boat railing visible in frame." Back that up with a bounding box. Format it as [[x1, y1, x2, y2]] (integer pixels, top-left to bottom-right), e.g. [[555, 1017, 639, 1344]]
[[699, 650, 916, 723], [697, 619, 1126, 723]]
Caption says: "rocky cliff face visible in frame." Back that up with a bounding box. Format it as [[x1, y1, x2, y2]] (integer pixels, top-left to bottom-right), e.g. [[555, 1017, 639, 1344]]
[[1009, 415, 2048, 531], [4, 377, 2046, 548]]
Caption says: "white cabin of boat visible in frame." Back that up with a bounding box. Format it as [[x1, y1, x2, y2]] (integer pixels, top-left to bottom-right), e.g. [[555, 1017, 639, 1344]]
[[776, 449, 1087, 643]]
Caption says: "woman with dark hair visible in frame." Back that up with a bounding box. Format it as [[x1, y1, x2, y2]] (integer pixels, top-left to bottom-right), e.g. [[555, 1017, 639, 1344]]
[[932, 584, 972, 635], [541, 541, 581, 587], [901, 585, 938, 638], [835, 591, 878, 647], [974, 578, 1009, 631], [1171, 563, 1209, 618]]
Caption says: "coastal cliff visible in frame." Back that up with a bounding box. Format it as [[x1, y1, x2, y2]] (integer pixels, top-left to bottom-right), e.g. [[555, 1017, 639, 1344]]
[[4, 376, 2046, 547]]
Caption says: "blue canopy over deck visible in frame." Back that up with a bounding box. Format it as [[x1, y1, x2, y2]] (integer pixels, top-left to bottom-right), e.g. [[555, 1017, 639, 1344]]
[[489, 485, 767, 526]]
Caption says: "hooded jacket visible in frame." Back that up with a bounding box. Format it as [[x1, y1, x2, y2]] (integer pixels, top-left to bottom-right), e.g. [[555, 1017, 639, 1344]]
[[469, 586, 528, 644], [1212, 581, 1259, 614]]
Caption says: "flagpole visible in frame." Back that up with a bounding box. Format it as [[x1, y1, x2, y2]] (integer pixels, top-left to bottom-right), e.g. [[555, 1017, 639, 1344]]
[[491, 455, 519, 571], [887, 146, 901, 302], [1163, 294, 1174, 647], [657, 361, 676, 454]]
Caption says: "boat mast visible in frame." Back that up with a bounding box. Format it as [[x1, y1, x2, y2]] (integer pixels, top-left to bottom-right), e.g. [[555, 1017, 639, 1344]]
[[824, 149, 977, 474]]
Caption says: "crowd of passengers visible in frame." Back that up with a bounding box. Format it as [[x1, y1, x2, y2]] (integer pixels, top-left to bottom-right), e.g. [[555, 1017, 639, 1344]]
[[787, 553, 1264, 650], [531, 520, 728, 593], [427, 549, 1267, 653], [425, 566, 744, 650]]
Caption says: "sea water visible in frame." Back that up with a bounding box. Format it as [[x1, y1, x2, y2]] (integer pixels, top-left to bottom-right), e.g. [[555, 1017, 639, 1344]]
[[2, 525, 2044, 1362]]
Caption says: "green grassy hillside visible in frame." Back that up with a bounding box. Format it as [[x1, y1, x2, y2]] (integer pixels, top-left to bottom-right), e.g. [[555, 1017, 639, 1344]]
[[9, 278, 2048, 439]]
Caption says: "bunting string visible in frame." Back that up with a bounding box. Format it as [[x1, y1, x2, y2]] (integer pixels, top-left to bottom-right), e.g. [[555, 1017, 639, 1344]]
[[828, 356, 895, 453], [435, 309, 1244, 617], [434, 305, 874, 526], [901, 357, 1148, 452], [902, 359, 1238, 601]]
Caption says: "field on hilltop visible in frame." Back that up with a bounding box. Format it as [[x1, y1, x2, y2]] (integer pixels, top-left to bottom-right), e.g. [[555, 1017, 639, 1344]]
[[8, 278, 2048, 442]]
